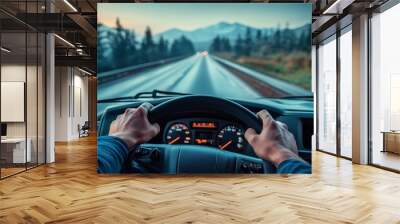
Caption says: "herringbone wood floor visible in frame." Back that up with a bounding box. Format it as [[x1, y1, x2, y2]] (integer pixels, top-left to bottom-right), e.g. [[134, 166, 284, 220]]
[[1, 135, 400, 224]]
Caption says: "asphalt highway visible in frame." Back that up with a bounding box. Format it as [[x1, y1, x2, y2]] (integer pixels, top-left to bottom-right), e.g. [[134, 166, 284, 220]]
[[98, 54, 263, 101]]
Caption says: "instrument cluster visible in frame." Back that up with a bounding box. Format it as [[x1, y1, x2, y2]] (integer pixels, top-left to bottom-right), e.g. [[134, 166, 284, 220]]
[[163, 118, 248, 153]]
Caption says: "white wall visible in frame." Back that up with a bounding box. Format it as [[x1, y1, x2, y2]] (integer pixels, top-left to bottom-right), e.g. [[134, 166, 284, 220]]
[[1, 64, 26, 81], [1, 65, 39, 137], [1, 65, 26, 140], [1, 82, 25, 122], [1, 63, 46, 164], [77, 73, 89, 138], [55, 67, 69, 141], [54, 67, 89, 141]]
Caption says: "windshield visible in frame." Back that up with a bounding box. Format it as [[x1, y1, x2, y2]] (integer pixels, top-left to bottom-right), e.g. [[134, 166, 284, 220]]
[[97, 4, 312, 103]]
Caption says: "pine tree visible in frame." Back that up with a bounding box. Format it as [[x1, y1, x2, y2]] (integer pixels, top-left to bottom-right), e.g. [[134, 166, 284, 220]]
[[298, 30, 306, 51], [210, 36, 221, 52], [111, 17, 137, 68], [305, 27, 311, 52], [97, 23, 112, 72], [296, 27, 311, 52], [170, 35, 195, 57], [273, 25, 281, 53], [143, 26, 155, 49], [244, 27, 252, 56], [158, 36, 168, 59], [170, 39, 180, 57], [223, 38, 231, 52], [125, 30, 137, 63], [234, 34, 243, 57], [180, 36, 195, 55], [256, 29, 262, 41], [140, 26, 156, 61]]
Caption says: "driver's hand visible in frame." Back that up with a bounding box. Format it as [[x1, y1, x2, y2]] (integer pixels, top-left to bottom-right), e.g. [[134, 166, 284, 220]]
[[109, 103, 160, 149], [244, 110, 301, 167]]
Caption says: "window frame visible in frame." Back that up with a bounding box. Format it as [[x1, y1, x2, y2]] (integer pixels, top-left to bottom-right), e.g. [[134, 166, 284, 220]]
[[368, 1, 400, 173], [315, 22, 353, 160]]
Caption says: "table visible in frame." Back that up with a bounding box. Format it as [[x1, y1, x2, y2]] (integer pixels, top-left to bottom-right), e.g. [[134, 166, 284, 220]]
[[1, 138, 31, 164], [382, 131, 400, 154]]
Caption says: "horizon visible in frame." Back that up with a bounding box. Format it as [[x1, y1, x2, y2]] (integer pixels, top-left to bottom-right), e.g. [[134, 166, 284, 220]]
[[99, 20, 311, 37], [98, 3, 311, 36]]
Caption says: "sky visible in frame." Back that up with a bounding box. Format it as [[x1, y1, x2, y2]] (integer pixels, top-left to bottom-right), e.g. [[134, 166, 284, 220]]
[[98, 3, 311, 36]]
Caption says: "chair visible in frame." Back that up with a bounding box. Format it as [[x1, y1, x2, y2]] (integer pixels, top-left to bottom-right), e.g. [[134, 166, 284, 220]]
[[79, 121, 90, 138]]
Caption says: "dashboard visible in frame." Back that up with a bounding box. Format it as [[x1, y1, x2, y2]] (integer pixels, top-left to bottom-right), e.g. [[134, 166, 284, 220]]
[[163, 118, 249, 153], [98, 96, 313, 164]]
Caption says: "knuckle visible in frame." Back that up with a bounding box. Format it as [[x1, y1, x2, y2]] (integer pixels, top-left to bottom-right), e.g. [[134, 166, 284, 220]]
[[259, 110, 271, 118], [125, 108, 133, 114], [258, 111, 268, 119], [259, 109, 267, 115], [134, 107, 145, 117], [141, 102, 152, 111]]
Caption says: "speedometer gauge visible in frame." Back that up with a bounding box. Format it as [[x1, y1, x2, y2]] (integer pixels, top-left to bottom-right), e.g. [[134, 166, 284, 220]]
[[165, 123, 192, 144], [216, 125, 245, 151]]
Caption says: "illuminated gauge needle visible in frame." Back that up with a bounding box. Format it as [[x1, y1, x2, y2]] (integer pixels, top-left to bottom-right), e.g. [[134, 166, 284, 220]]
[[219, 140, 233, 150], [168, 137, 180, 144]]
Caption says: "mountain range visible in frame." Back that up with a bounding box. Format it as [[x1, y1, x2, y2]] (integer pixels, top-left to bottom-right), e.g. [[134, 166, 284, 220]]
[[154, 22, 309, 51], [99, 21, 310, 51]]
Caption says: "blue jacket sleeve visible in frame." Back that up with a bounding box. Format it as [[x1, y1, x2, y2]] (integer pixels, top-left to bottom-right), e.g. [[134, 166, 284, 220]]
[[97, 136, 130, 173], [277, 159, 311, 174]]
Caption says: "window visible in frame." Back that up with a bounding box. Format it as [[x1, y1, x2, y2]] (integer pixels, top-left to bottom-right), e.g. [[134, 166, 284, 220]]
[[339, 28, 352, 158], [0, 1, 46, 179], [317, 36, 337, 154], [1, 31, 28, 177], [370, 3, 400, 171]]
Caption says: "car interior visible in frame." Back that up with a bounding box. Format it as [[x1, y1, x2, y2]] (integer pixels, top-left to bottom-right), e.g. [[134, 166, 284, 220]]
[[98, 94, 313, 174]]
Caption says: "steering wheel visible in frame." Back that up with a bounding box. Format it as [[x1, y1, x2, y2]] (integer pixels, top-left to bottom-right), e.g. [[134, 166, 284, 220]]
[[124, 95, 276, 174]]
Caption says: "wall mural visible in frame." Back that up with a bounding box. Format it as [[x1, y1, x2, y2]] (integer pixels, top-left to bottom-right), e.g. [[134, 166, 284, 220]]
[[97, 3, 313, 174]]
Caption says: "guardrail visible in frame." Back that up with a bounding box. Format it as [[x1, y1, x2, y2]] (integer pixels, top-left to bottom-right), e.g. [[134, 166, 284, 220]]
[[212, 56, 312, 96], [98, 56, 188, 84]]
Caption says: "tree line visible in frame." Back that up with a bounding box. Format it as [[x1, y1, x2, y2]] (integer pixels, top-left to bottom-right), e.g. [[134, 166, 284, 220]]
[[209, 24, 311, 57], [98, 18, 195, 73]]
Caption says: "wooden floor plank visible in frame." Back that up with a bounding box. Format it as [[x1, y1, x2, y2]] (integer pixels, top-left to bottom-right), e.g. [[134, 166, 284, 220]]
[[0, 135, 400, 223]]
